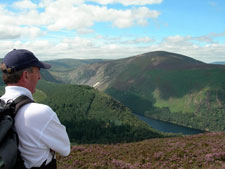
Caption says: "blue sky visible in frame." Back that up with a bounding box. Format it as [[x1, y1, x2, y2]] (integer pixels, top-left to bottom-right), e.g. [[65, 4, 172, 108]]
[[0, 0, 224, 63]]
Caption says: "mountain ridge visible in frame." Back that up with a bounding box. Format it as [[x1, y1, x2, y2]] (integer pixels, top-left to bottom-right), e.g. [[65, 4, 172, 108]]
[[47, 51, 224, 90]]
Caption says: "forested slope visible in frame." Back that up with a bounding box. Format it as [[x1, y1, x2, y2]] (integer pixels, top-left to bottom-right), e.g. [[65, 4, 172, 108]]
[[34, 80, 166, 144], [0, 67, 167, 144]]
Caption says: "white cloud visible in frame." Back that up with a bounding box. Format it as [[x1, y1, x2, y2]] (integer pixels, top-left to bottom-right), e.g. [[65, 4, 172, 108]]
[[0, 3, 45, 39], [134, 7, 159, 25], [6, 1, 160, 30], [190, 31, 225, 44], [209, 30, 225, 38], [0, 0, 161, 39], [136, 37, 154, 43], [88, 0, 163, 6], [111, 7, 159, 28], [45, 4, 159, 30], [12, 0, 37, 10], [193, 36, 214, 43], [1, 33, 224, 63], [0, 25, 43, 40], [123, 37, 154, 44], [164, 35, 191, 43], [39, 0, 85, 8], [0, 25, 21, 39], [76, 28, 94, 34]]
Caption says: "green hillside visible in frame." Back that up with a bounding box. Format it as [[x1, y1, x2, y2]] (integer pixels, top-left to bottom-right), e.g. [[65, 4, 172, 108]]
[[33, 80, 166, 144], [46, 51, 225, 132], [106, 68, 225, 131], [0, 78, 166, 144]]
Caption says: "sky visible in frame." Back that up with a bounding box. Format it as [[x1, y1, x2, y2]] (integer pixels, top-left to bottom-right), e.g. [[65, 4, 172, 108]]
[[0, 0, 224, 63]]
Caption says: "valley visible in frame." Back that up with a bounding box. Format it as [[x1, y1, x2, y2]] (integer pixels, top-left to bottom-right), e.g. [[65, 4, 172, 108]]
[[44, 51, 225, 132]]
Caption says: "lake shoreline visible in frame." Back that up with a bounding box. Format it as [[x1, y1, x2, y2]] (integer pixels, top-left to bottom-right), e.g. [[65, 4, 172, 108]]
[[134, 113, 205, 135]]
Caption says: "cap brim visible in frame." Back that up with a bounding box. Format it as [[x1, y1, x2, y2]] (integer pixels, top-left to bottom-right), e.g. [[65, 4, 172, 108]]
[[34, 61, 51, 69]]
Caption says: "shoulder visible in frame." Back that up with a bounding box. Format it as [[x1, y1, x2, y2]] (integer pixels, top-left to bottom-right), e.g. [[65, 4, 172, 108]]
[[21, 102, 56, 119], [15, 103, 58, 134], [29, 103, 53, 111]]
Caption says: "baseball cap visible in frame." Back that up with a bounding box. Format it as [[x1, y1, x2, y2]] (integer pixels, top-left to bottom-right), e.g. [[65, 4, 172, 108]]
[[2, 49, 51, 73]]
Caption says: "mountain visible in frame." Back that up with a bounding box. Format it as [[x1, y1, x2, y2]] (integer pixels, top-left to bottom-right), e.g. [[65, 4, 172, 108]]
[[46, 51, 225, 132], [47, 51, 218, 89]]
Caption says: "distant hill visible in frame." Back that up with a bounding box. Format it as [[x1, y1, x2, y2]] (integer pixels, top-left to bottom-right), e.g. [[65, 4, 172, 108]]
[[45, 58, 110, 72], [211, 61, 225, 65], [46, 51, 225, 132], [45, 58, 111, 84]]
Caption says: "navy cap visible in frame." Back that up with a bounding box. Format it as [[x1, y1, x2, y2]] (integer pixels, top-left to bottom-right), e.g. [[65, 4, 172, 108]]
[[2, 49, 51, 73]]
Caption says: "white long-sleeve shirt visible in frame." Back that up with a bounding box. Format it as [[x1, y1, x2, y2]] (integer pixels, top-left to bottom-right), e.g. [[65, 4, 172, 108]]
[[1, 86, 70, 168]]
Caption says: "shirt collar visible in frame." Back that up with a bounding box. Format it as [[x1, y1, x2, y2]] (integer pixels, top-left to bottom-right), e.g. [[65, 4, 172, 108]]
[[3, 86, 34, 100]]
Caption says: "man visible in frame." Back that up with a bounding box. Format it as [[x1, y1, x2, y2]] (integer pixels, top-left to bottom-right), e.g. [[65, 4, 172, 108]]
[[0, 49, 70, 168]]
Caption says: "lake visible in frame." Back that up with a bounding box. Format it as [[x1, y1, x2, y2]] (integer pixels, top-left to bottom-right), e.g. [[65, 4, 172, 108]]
[[135, 114, 204, 135]]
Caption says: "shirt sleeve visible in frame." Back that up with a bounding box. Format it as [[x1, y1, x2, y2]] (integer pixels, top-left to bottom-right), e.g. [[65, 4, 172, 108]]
[[39, 107, 71, 156]]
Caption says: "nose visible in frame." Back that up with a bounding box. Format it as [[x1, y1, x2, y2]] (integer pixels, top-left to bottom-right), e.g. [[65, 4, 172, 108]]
[[38, 70, 41, 80]]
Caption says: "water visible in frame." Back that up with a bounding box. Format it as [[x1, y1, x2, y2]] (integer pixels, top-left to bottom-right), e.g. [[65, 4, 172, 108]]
[[135, 114, 204, 135]]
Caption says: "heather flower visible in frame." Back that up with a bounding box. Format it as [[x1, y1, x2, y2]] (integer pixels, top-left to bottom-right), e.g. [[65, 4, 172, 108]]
[[141, 162, 151, 168], [112, 159, 137, 169], [71, 146, 86, 152], [205, 152, 225, 163], [57, 132, 225, 169], [153, 151, 163, 160]]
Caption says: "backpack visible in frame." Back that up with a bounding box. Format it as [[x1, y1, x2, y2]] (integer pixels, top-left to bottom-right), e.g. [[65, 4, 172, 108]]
[[0, 95, 33, 169]]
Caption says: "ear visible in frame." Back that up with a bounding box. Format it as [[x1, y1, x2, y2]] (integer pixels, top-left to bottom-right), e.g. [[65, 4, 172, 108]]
[[20, 70, 30, 83]]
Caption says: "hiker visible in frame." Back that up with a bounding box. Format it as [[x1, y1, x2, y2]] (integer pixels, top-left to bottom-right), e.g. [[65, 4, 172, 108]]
[[0, 49, 70, 168]]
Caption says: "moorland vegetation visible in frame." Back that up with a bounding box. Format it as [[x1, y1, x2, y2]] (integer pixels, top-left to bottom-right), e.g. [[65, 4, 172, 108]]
[[58, 132, 225, 169]]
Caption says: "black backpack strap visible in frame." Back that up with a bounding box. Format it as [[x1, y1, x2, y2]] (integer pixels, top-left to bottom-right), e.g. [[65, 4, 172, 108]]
[[14, 95, 34, 114], [12, 95, 34, 169]]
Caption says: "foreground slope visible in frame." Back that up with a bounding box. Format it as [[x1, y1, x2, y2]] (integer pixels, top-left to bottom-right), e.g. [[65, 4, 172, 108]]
[[48, 51, 225, 132], [58, 132, 225, 169]]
